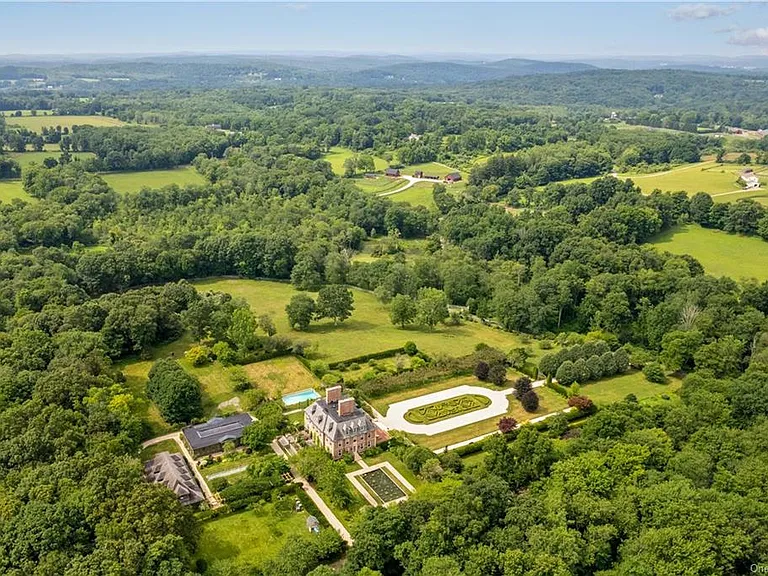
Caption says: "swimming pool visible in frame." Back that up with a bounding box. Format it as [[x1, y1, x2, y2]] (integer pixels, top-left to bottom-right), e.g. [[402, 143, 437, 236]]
[[282, 388, 321, 406]]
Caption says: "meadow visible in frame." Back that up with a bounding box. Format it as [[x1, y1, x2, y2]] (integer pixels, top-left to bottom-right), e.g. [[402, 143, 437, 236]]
[[192, 278, 546, 363], [101, 166, 205, 193], [194, 504, 309, 572], [651, 224, 768, 282], [5, 114, 126, 132], [388, 182, 437, 208]]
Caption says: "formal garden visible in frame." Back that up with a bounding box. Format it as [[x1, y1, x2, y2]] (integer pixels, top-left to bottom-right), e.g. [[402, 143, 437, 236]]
[[403, 394, 492, 424], [359, 468, 407, 504]]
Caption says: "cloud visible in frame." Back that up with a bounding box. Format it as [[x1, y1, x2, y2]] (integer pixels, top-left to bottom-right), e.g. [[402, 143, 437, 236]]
[[729, 27, 768, 45], [282, 3, 309, 12], [668, 3, 738, 21]]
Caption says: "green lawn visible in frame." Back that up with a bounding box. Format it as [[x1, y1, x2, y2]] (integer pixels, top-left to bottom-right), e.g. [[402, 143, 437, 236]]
[[0, 180, 34, 203], [580, 370, 681, 405], [400, 162, 465, 179], [408, 386, 568, 450], [404, 394, 491, 424], [138, 439, 180, 462], [101, 166, 205, 193], [10, 151, 95, 168], [389, 182, 437, 209], [242, 356, 319, 399], [350, 237, 431, 263], [6, 114, 126, 132], [353, 175, 407, 195], [194, 504, 309, 571], [651, 224, 768, 281], [192, 278, 544, 363], [322, 146, 388, 176], [625, 161, 768, 196], [200, 454, 259, 480]]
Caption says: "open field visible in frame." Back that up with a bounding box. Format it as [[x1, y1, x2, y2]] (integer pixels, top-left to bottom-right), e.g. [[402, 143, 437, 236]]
[[322, 146, 388, 176], [626, 162, 768, 196], [580, 371, 681, 405], [407, 385, 568, 450], [711, 189, 768, 206], [0, 180, 34, 203], [193, 278, 546, 363], [400, 161, 464, 179], [102, 166, 205, 193], [5, 114, 126, 132], [242, 356, 319, 399], [404, 394, 492, 424], [350, 237, 431, 263], [389, 182, 438, 208], [194, 505, 309, 571], [651, 224, 768, 281]]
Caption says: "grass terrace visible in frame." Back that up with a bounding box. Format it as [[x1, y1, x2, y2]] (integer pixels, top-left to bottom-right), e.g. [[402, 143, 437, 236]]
[[242, 356, 319, 399], [403, 394, 492, 424]]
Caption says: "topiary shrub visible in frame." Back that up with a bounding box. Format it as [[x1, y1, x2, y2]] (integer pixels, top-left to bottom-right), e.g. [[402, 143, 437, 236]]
[[521, 390, 540, 412], [488, 363, 507, 386], [474, 361, 490, 381], [403, 341, 418, 356]]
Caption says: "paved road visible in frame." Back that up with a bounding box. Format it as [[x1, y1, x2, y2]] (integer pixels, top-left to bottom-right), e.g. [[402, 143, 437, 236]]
[[380, 379, 546, 436], [271, 439, 353, 544], [142, 432, 221, 508]]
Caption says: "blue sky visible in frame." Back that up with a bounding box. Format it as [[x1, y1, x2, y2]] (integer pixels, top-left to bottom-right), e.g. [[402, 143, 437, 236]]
[[1, 2, 767, 57]]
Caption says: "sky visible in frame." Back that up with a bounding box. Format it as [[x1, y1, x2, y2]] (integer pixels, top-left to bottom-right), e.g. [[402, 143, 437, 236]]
[[2, 2, 768, 58]]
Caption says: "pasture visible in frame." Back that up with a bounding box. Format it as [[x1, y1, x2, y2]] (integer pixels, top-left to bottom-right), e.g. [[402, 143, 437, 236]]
[[5, 114, 126, 132], [651, 224, 768, 282], [626, 161, 768, 196], [101, 166, 205, 193], [192, 278, 546, 363], [194, 505, 309, 572], [580, 371, 682, 406]]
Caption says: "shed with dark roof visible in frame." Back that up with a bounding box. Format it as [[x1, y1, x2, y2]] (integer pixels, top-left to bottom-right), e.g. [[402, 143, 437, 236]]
[[182, 413, 254, 457], [144, 451, 204, 505]]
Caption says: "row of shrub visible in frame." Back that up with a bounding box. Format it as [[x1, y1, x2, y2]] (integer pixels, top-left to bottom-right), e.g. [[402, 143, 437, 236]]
[[354, 348, 503, 399], [538, 341, 614, 376]]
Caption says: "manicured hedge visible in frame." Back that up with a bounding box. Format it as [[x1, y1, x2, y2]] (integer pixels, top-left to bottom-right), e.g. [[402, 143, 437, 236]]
[[329, 347, 406, 370]]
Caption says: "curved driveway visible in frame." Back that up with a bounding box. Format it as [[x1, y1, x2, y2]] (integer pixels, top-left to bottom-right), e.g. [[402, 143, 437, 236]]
[[381, 384, 514, 435]]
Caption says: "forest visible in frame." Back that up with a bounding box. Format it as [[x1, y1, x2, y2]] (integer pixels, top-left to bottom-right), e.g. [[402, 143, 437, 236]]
[[2, 63, 768, 576]]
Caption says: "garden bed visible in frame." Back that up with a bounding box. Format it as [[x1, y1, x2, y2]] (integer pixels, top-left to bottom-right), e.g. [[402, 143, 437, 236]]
[[359, 468, 407, 503], [403, 394, 492, 424]]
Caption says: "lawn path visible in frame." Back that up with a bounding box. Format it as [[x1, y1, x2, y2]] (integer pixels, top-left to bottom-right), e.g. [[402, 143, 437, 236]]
[[270, 440, 353, 544]]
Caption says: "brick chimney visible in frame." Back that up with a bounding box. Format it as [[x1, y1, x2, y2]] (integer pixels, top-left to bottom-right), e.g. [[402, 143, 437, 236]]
[[338, 397, 355, 416], [326, 385, 342, 404]]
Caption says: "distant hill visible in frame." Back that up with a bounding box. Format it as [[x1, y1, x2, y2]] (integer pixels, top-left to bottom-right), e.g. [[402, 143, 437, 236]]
[[345, 58, 596, 85]]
